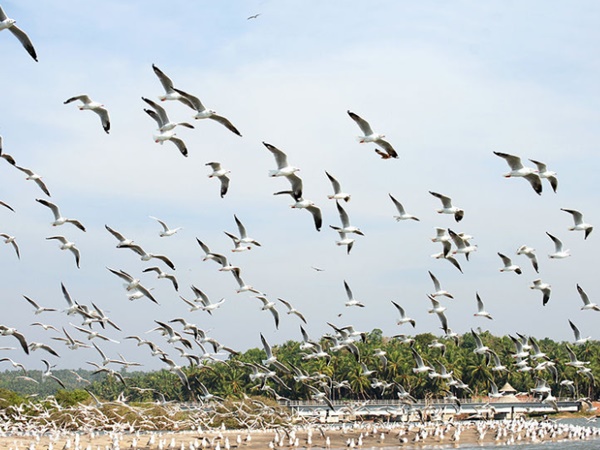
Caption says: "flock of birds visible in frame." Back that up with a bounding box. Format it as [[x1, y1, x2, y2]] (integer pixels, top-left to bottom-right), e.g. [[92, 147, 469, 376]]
[[0, 5, 599, 444]]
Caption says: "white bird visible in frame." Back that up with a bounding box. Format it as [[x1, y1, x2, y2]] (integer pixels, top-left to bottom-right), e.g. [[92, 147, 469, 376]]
[[106, 267, 158, 304], [206, 162, 230, 198], [474, 292, 493, 320], [333, 201, 364, 236], [431, 227, 451, 243], [546, 232, 570, 259], [428, 271, 453, 298], [277, 298, 307, 324], [429, 191, 464, 222], [577, 284, 600, 312], [23, 295, 57, 315], [347, 110, 398, 159], [431, 247, 463, 273], [142, 97, 194, 132], [530, 279, 551, 306], [255, 296, 280, 329], [516, 245, 539, 273], [14, 165, 51, 196], [187, 286, 225, 315], [498, 252, 522, 274], [427, 295, 447, 315], [224, 231, 252, 252], [120, 243, 175, 269], [36, 199, 86, 231], [233, 215, 261, 247], [565, 344, 589, 369], [529, 158, 558, 192], [0, 325, 29, 354], [149, 216, 182, 237], [172, 87, 242, 136], [391, 301, 416, 327], [343, 280, 364, 307], [46, 236, 81, 268], [274, 191, 323, 232], [448, 229, 477, 260], [41, 360, 65, 388], [142, 266, 179, 291], [471, 329, 490, 355], [0, 233, 19, 259], [561, 208, 593, 240], [568, 320, 591, 345], [493, 151, 542, 195], [0, 6, 37, 61], [389, 193, 419, 221], [263, 142, 303, 199], [325, 172, 351, 202], [64, 95, 110, 134], [151, 64, 194, 105], [105, 225, 134, 247], [411, 347, 432, 373], [231, 268, 261, 294], [260, 333, 290, 373]]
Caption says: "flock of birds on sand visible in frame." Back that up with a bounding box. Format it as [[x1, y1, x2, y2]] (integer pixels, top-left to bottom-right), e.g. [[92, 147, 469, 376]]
[[0, 5, 599, 447]]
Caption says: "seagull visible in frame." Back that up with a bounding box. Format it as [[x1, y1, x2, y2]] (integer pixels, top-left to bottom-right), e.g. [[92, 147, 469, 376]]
[[431, 248, 463, 273], [255, 296, 280, 329], [231, 268, 262, 294], [428, 271, 453, 298], [530, 279, 551, 306], [546, 232, 570, 259], [30, 322, 59, 332], [343, 280, 364, 307], [22, 296, 56, 315], [411, 347, 433, 374], [568, 319, 591, 345], [516, 245, 539, 273], [0, 325, 29, 354], [104, 225, 134, 247], [0, 357, 26, 373], [498, 252, 522, 274], [224, 231, 252, 252], [188, 286, 225, 315], [106, 267, 158, 304], [276, 298, 307, 324], [46, 236, 81, 268], [333, 201, 364, 236], [70, 323, 119, 343], [427, 295, 447, 315], [561, 208, 593, 240], [565, 344, 589, 369], [151, 64, 194, 106], [41, 360, 65, 388], [142, 97, 194, 132], [120, 243, 175, 269], [264, 142, 302, 199], [14, 165, 51, 196], [0, 200, 14, 212], [391, 301, 416, 327], [172, 87, 242, 136], [529, 158, 558, 192], [429, 191, 464, 222], [347, 110, 398, 158], [577, 284, 600, 312], [471, 329, 490, 355], [142, 266, 179, 291], [493, 151, 542, 195], [64, 95, 110, 134], [247, 13, 261, 20], [474, 292, 493, 319], [149, 216, 182, 237], [0, 233, 19, 259], [28, 342, 60, 357], [274, 191, 323, 231], [233, 215, 261, 247], [260, 333, 290, 373], [389, 194, 419, 221], [36, 199, 86, 231], [0, 6, 37, 61], [325, 172, 351, 202], [196, 238, 237, 271], [448, 229, 477, 260], [206, 162, 230, 198]]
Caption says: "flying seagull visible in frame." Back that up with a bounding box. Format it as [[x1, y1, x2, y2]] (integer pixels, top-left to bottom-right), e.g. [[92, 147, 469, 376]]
[[389, 194, 419, 221], [325, 172, 351, 202], [149, 216, 182, 237], [46, 236, 81, 268], [206, 162, 230, 198], [529, 158, 558, 193], [498, 252, 522, 274], [64, 95, 110, 134], [493, 151, 542, 195], [14, 165, 51, 196], [546, 232, 570, 259], [516, 245, 539, 273], [530, 279, 551, 306], [36, 199, 86, 231], [347, 110, 398, 158], [0, 233, 20, 259], [264, 142, 303, 200], [0, 6, 37, 61], [561, 208, 593, 240], [151, 64, 194, 106], [429, 191, 464, 222], [274, 190, 322, 232]]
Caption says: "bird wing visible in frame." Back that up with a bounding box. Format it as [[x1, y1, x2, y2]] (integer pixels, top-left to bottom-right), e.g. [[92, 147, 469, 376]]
[[9, 25, 37, 61], [325, 171, 342, 193], [428, 271, 441, 291], [497, 252, 512, 267], [36, 199, 60, 220], [546, 232, 563, 252], [347, 110, 373, 135], [523, 173, 542, 195], [336, 200, 350, 228], [64, 95, 91, 105], [343, 281, 353, 301], [210, 114, 242, 136], [260, 333, 272, 358], [219, 174, 230, 198], [429, 191, 452, 209], [172, 87, 204, 111], [234, 215, 248, 239], [389, 194, 406, 215], [142, 97, 169, 124], [144, 108, 165, 128], [263, 142, 289, 168], [375, 138, 398, 158], [493, 151, 524, 171], [286, 173, 303, 201], [169, 137, 188, 157], [306, 205, 322, 231], [561, 208, 583, 225]]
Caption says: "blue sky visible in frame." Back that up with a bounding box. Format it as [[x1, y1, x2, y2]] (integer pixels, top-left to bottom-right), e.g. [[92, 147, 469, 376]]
[[0, 1, 598, 371]]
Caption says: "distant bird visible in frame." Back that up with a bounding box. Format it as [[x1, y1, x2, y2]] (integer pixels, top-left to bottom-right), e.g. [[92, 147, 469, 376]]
[[389, 194, 419, 221], [529, 159, 558, 192], [474, 292, 493, 320], [104, 225, 134, 247], [151, 64, 194, 106], [206, 162, 230, 198], [277, 298, 307, 324], [530, 279, 551, 306], [231, 268, 261, 294], [46, 236, 80, 268], [577, 284, 600, 312], [325, 172, 351, 202], [41, 360, 65, 388], [546, 232, 570, 259], [498, 252, 522, 274], [391, 301, 416, 327], [150, 216, 182, 237], [233, 215, 261, 247], [428, 271, 453, 299], [23, 296, 56, 315], [568, 319, 591, 345], [120, 243, 175, 269], [411, 347, 433, 374], [173, 87, 242, 136], [246, 13, 261, 20], [64, 95, 110, 134], [260, 333, 290, 373], [0, 6, 37, 61], [471, 329, 490, 355], [429, 191, 464, 222], [347, 110, 398, 158], [0, 233, 19, 259], [14, 165, 51, 196], [343, 280, 364, 307], [333, 201, 364, 236], [516, 245, 539, 273], [493, 151, 542, 195], [106, 268, 158, 304], [274, 191, 322, 232], [561, 208, 593, 240], [36, 199, 86, 231], [255, 296, 280, 329], [143, 266, 179, 291], [263, 142, 303, 199]]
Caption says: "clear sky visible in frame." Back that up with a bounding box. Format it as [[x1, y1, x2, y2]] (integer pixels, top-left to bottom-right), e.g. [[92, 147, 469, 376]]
[[0, 1, 598, 371]]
